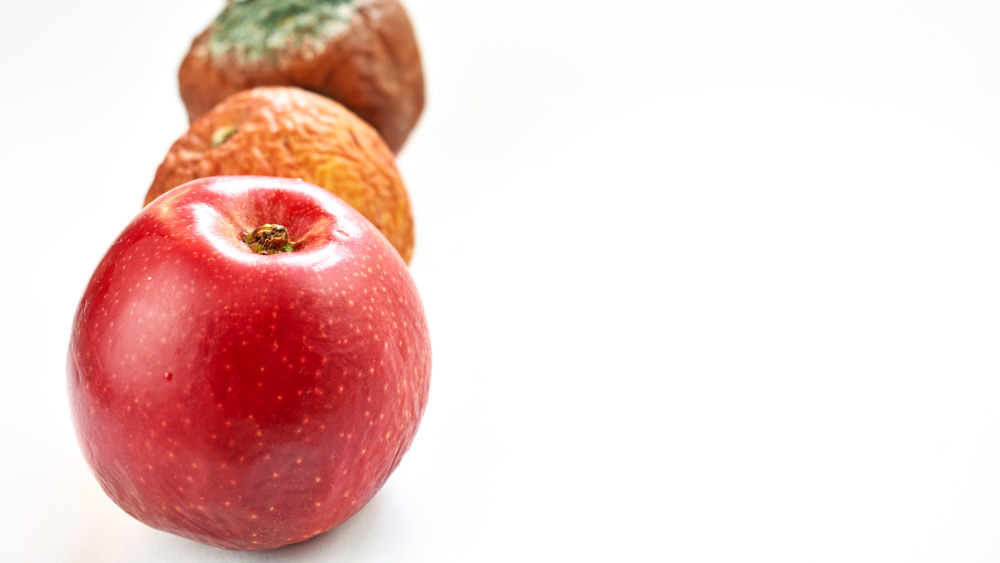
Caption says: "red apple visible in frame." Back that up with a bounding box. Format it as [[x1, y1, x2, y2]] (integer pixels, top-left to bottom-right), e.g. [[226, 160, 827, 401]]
[[67, 175, 431, 550]]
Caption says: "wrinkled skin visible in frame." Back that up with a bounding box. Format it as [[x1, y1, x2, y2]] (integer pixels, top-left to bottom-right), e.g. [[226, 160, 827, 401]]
[[146, 86, 415, 263], [179, 0, 424, 153]]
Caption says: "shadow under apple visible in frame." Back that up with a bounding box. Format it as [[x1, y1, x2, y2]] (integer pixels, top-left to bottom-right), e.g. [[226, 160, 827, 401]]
[[136, 492, 397, 560]]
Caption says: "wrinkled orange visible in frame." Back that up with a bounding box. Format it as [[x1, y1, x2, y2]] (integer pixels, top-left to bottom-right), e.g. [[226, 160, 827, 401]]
[[146, 86, 415, 263]]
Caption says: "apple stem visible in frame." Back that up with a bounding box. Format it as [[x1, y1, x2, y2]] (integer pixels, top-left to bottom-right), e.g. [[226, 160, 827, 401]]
[[244, 224, 295, 255], [211, 125, 238, 147]]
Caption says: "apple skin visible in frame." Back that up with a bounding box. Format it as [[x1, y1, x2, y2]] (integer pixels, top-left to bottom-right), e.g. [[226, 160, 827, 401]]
[[67, 176, 431, 550]]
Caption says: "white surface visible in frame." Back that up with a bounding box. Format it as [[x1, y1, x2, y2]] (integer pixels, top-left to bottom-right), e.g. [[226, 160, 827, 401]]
[[2, 0, 1000, 560]]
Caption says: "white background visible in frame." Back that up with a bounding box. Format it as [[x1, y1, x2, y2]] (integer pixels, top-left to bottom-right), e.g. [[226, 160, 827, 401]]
[[2, 0, 1000, 561]]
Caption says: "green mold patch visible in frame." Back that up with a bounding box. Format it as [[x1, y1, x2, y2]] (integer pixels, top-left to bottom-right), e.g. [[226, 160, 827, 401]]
[[209, 0, 358, 62]]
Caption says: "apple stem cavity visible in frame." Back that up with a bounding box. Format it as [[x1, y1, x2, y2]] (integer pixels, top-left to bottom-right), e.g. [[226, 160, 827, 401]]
[[244, 224, 295, 255]]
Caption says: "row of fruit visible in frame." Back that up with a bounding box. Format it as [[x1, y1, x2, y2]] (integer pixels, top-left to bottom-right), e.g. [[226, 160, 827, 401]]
[[67, 0, 432, 551]]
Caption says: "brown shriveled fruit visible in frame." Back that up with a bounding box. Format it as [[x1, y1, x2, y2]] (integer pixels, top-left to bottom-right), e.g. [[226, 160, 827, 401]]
[[145, 85, 415, 263], [179, 0, 424, 154]]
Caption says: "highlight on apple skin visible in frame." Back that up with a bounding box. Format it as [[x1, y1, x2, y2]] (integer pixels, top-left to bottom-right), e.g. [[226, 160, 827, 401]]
[[67, 175, 431, 550]]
